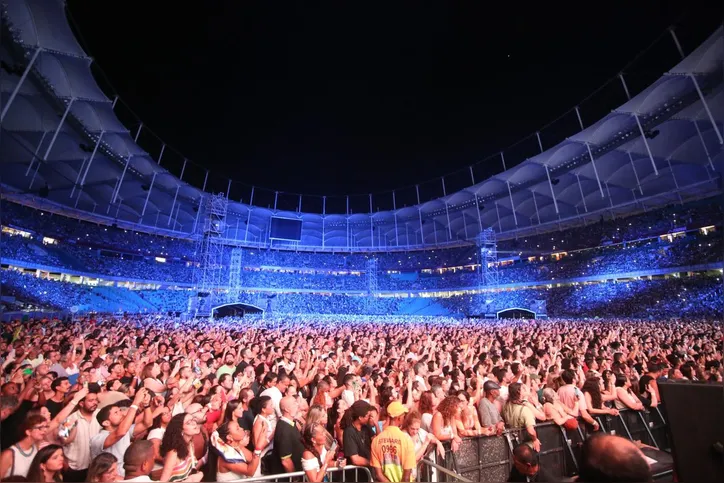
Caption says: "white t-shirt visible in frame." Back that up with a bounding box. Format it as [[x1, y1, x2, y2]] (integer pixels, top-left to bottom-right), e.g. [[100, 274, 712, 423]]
[[341, 389, 355, 407], [415, 375, 428, 391], [90, 425, 135, 477], [260, 386, 283, 425]]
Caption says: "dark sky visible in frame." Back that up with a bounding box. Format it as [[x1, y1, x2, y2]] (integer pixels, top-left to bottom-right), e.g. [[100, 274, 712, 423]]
[[65, 1, 721, 206]]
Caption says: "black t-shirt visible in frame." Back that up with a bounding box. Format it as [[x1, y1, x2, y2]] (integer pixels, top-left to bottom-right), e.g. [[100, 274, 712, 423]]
[[238, 409, 255, 431], [45, 399, 65, 420], [1, 400, 34, 450], [272, 418, 304, 473], [119, 375, 135, 388], [343, 424, 372, 461]]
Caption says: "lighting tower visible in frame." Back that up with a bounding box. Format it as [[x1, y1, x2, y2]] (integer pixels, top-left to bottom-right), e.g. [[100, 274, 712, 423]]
[[190, 192, 228, 316], [477, 228, 499, 288]]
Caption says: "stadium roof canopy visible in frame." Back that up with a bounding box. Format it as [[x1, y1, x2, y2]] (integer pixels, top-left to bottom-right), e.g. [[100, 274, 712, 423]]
[[1, 0, 722, 252]]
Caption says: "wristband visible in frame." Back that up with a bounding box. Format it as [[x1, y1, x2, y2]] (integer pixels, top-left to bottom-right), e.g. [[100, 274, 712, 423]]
[[130, 404, 139, 411], [69, 400, 78, 406]]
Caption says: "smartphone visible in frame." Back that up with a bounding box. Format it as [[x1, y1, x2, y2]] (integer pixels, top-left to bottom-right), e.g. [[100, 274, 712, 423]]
[[22, 368, 34, 376], [329, 441, 338, 456]]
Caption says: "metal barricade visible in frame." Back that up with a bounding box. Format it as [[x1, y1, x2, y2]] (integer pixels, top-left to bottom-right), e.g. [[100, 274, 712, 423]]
[[239, 409, 671, 482], [238, 465, 373, 483]]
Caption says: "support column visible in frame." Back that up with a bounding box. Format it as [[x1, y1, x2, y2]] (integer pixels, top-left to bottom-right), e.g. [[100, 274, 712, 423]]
[[689, 73, 724, 145], [506, 180, 518, 226], [584, 142, 605, 197], [135, 123, 144, 143], [40, 98, 75, 164], [226, 179, 232, 199], [494, 202, 502, 231], [141, 172, 157, 217], [0, 47, 42, 122], [545, 165, 560, 214], [112, 155, 132, 204], [535, 131, 544, 153], [442, 177, 453, 240], [627, 151, 644, 195], [692, 121, 716, 172], [415, 185, 425, 245], [575, 106, 585, 130], [369, 194, 374, 248], [500, 151, 507, 170], [201, 170, 209, 192], [244, 208, 252, 241], [392, 191, 399, 246], [605, 182, 614, 209], [70, 157, 87, 199], [531, 189, 540, 224], [168, 185, 180, 226], [346, 196, 351, 249], [576, 174, 588, 213], [666, 157, 680, 190], [473, 192, 483, 234], [669, 28, 723, 144], [619, 73, 659, 175], [78, 131, 104, 187], [322, 196, 326, 248], [26, 131, 48, 176], [193, 195, 204, 234], [298, 194, 302, 213]]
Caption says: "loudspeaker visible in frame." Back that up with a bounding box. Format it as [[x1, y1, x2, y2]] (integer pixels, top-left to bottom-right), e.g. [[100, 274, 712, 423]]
[[658, 381, 724, 482]]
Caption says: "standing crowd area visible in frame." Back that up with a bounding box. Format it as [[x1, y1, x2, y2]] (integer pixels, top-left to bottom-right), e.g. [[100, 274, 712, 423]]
[[1, 315, 721, 482]]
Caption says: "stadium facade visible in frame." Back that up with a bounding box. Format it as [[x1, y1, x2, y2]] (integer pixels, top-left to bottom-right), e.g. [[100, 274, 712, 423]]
[[0, 1, 723, 319], [0, 1, 722, 253]]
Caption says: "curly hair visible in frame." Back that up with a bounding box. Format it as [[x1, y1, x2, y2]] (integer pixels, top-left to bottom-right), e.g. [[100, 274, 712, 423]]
[[161, 413, 191, 460], [436, 396, 461, 425]]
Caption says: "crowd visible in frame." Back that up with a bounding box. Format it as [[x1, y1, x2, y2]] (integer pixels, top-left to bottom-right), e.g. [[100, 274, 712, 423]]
[[0, 315, 721, 482], [2, 200, 722, 294], [3, 267, 722, 320]]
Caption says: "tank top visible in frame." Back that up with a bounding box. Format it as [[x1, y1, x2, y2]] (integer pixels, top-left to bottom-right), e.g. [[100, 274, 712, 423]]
[[5, 444, 38, 478], [167, 445, 196, 482]]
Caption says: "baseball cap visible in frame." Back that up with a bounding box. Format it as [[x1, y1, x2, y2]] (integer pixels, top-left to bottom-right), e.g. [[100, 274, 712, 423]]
[[483, 380, 501, 392], [387, 401, 409, 418]]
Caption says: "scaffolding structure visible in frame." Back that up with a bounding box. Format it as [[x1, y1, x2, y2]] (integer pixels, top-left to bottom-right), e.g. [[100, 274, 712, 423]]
[[190, 193, 228, 316], [477, 228, 499, 288], [228, 248, 243, 301], [367, 257, 378, 293]]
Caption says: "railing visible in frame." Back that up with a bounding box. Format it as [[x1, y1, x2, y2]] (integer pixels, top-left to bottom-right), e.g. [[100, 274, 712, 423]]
[[236, 465, 373, 482], [431, 407, 671, 482], [226, 407, 671, 482]]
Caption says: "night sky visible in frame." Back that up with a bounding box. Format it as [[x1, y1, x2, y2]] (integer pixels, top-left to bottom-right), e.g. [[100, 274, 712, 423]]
[[65, 1, 721, 209]]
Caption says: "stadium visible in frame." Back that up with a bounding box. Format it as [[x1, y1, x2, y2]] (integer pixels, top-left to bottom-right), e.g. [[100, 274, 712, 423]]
[[0, 1, 722, 482]]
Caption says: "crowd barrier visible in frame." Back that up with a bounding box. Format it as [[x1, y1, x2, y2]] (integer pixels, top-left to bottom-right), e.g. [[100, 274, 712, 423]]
[[430, 407, 672, 482], [235, 407, 672, 482]]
